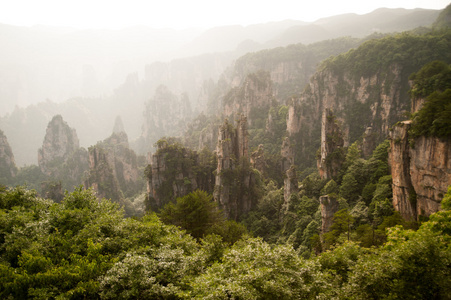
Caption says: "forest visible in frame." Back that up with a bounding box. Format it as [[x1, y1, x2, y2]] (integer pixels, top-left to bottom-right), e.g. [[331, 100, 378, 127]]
[[0, 184, 450, 299]]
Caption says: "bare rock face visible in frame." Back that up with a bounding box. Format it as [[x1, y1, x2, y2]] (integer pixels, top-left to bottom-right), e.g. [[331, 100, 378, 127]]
[[38, 115, 80, 176], [283, 165, 298, 207], [317, 109, 344, 180], [389, 121, 416, 220], [320, 195, 340, 235], [286, 62, 407, 170], [37, 115, 89, 192], [281, 137, 294, 173], [197, 121, 218, 151], [214, 116, 258, 220], [0, 130, 17, 184], [410, 135, 451, 217], [280, 137, 298, 205], [389, 121, 451, 220], [362, 126, 377, 158], [250, 144, 266, 174], [85, 131, 144, 201]]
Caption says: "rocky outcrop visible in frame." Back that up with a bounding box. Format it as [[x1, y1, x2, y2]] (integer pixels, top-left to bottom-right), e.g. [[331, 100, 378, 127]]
[[146, 140, 216, 211], [223, 71, 273, 126], [230, 39, 361, 102], [85, 146, 122, 201], [317, 109, 345, 180], [287, 64, 404, 170], [85, 131, 145, 201], [38, 115, 80, 176], [286, 33, 451, 170], [389, 121, 416, 220], [362, 126, 377, 158], [280, 137, 298, 205], [389, 121, 451, 220], [281, 137, 294, 173], [410, 135, 450, 216], [37, 115, 89, 191], [283, 165, 298, 208], [0, 130, 17, 184], [250, 144, 266, 174], [320, 195, 340, 235], [214, 116, 259, 219], [140, 85, 193, 153]]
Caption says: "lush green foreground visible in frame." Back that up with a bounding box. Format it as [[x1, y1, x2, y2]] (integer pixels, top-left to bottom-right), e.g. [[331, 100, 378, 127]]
[[1, 185, 450, 299]]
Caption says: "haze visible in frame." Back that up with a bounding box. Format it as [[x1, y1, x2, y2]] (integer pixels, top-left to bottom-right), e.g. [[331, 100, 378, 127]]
[[0, 0, 449, 167], [1, 0, 449, 29]]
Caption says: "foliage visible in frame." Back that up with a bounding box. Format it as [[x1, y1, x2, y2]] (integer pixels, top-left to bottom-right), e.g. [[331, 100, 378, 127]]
[[432, 3, 451, 30], [409, 60, 451, 97], [0, 184, 450, 298], [442, 185, 451, 211], [322, 31, 451, 80], [189, 237, 328, 299], [147, 140, 216, 211], [159, 190, 225, 240], [408, 60, 451, 138], [410, 89, 451, 138], [342, 224, 451, 299]]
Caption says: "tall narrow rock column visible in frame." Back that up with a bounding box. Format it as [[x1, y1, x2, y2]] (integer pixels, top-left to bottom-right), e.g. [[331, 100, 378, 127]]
[[317, 108, 344, 180]]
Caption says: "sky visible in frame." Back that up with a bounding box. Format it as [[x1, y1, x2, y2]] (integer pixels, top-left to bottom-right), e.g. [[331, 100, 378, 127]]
[[0, 0, 449, 30]]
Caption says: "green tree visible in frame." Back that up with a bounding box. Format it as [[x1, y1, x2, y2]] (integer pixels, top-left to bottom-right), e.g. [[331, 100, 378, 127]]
[[323, 209, 355, 249], [410, 89, 451, 138], [159, 190, 225, 239], [339, 173, 359, 204], [190, 237, 328, 299]]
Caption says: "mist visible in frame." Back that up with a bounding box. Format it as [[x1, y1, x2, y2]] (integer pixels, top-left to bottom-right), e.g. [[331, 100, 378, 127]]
[[0, 3, 444, 167]]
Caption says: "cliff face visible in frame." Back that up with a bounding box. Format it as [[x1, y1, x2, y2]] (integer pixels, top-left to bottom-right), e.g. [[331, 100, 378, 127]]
[[85, 131, 144, 201], [37, 115, 89, 191], [229, 39, 361, 102], [287, 64, 404, 154], [250, 144, 266, 175], [317, 109, 344, 180], [281, 137, 294, 173], [0, 130, 17, 184], [280, 137, 298, 204], [139, 85, 193, 153], [389, 121, 451, 220], [85, 146, 122, 201], [38, 115, 80, 176], [223, 71, 274, 127], [146, 140, 216, 211], [214, 116, 259, 219], [283, 165, 298, 208], [410, 135, 450, 216], [286, 32, 451, 169], [320, 195, 340, 235]]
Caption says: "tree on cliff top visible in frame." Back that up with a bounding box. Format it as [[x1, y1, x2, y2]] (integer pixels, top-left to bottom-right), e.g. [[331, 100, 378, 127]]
[[433, 3, 451, 30], [409, 61, 451, 138]]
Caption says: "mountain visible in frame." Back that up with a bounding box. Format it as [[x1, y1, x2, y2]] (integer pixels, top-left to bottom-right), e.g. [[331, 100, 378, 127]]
[[0, 130, 17, 185], [266, 8, 440, 47]]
